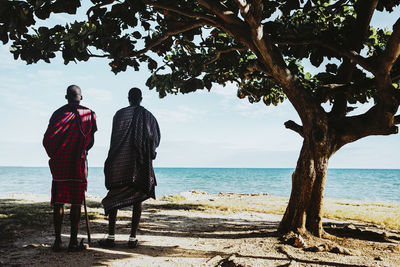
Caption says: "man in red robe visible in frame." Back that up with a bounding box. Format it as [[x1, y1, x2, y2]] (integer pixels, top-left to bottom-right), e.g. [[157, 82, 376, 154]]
[[43, 85, 97, 252]]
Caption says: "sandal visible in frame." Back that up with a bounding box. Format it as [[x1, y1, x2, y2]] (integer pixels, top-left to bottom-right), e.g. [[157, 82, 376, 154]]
[[128, 238, 139, 249], [51, 240, 63, 252], [98, 238, 115, 248], [68, 239, 86, 252]]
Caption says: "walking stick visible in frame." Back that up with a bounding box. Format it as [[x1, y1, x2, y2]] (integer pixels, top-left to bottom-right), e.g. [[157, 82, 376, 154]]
[[84, 196, 91, 243], [73, 108, 92, 244]]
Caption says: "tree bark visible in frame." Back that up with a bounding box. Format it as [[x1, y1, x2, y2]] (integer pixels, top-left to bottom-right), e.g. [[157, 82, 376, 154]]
[[278, 138, 330, 237]]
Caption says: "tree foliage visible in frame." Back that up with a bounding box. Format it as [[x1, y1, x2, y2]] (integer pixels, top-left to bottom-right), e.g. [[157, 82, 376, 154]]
[[2, 0, 397, 107]]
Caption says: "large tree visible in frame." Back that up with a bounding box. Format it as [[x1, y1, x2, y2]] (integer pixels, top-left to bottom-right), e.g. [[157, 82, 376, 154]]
[[1, 0, 400, 237]]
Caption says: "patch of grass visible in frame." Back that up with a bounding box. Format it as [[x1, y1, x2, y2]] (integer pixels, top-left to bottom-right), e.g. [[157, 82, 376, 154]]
[[323, 199, 400, 231], [86, 200, 103, 209], [159, 194, 188, 202], [0, 198, 105, 242], [153, 203, 208, 211], [153, 194, 400, 231], [0, 199, 52, 227], [0, 199, 52, 241], [152, 195, 288, 214]]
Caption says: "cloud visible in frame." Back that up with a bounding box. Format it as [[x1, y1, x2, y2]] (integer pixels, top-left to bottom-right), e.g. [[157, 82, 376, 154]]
[[26, 70, 65, 86], [154, 105, 207, 123], [177, 105, 207, 116], [0, 46, 25, 71], [51, 14, 72, 24], [209, 82, 298, 119], [0, 89, 52, 118], [85, 88, 113, 104], [211, 83, 237, 96], [155, 140, 301, 168]]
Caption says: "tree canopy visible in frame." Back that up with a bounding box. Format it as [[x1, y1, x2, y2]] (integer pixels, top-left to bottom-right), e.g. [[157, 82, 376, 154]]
[[2, 0, 398, 108]]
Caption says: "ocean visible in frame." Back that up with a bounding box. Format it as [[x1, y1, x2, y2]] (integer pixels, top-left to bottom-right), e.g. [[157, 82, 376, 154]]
[[0, 167, 399, 203]]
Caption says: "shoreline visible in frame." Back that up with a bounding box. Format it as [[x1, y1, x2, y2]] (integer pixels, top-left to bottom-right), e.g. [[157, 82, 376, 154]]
[[1, 190, 400, 204], [2, 165, 400, 169]]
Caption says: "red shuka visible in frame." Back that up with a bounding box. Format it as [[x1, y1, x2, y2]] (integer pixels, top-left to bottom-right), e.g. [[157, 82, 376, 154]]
[[43, 104, 97, 205]]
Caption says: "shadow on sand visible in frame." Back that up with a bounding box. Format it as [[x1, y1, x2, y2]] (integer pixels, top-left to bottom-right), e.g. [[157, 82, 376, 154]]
[[0, 198, 398, 266]]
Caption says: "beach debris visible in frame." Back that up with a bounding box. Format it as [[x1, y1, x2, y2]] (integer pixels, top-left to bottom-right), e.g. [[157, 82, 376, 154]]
[[189, 190, 207, 194], [22, 243, 48, 249], [306, 243, 357, 256], [346, 224, 357, 230], [281, 232, 307, 248], [305, 244, 330, 252], [325, 222, 392, 242], [388, 244, 400, 252], [375, 256, 384, 261], [329, 245, 353, 255], [206, 255, 223, 265]]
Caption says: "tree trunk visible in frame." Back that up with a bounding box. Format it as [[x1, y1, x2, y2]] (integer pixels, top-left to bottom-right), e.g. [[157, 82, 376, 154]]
[[278, 140, 330, 237]]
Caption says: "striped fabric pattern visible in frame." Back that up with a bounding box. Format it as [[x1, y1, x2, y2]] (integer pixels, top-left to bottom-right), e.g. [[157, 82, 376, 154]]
[[102, 105, 160, 212], [43, 104, 97, 205]]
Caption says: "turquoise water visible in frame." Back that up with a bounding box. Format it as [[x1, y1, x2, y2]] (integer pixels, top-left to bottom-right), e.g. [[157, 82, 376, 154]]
[[0, 167, 399, 202]]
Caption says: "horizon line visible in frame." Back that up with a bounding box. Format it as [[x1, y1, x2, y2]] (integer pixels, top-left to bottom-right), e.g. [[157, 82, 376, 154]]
[[1, 165, 400, 170]]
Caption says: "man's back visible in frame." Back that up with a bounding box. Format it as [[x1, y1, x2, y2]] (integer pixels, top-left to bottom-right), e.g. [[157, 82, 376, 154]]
[[44, 103, 97, 180], [104, 105, 160, 193]]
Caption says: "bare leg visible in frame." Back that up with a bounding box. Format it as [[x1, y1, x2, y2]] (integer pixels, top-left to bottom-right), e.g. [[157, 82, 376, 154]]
[[130, 202, 142, 238], [127, 203, 142, 248], [53, 204, 64, 242], [108, 209, 118, 236], [69, 205, 81, 245], [98, 209, 117, 248]]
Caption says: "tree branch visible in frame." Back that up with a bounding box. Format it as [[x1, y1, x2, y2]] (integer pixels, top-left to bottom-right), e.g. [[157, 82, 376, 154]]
[[239, 61, 272, 94], [329, 1, 378, 119], [235, 0, 262, 28], [144, 1, 218, 26], [351, 0, 379, 52], [197, 0, 258, 56], [204, 46, 247, 67], [130, 21, 207, 58], [88, 53, 110, 58], [198, 0, 245, 26], [86, 0, 115, 21], [284, 120, 304, 137], [328, 0, 350, 10], [380, 18, 400, 74], [336, 106, 398, 149], [273, 38, 375, 73]]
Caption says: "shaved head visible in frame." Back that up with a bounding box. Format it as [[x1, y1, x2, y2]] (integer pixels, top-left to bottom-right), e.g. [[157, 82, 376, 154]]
[[66, 85, 82, 103], [128, 87, 142, 105]]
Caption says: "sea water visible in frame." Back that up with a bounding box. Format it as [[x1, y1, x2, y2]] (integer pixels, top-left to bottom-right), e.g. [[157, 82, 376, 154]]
[[0, 167, 399, 202]]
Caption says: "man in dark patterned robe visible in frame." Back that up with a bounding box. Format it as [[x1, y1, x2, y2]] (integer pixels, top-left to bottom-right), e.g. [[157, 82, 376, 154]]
[[43, 85, 97, 252], [99, 87, 160, 248]]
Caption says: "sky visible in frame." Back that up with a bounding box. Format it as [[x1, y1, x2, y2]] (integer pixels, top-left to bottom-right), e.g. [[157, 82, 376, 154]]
[[0, 6, 399, 169]]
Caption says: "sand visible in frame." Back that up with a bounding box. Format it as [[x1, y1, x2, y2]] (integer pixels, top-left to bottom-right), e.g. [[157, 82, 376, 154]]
[[1, 192, 400, 266]]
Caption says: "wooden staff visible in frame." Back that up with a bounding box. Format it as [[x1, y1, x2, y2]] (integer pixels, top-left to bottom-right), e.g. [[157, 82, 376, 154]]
[[83, 196, 91, 243]]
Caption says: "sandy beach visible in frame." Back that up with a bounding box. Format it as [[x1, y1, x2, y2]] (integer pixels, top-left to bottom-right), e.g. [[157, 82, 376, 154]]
[[1, 191, 400, 266]]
